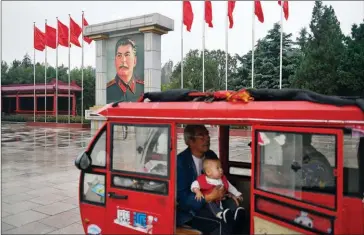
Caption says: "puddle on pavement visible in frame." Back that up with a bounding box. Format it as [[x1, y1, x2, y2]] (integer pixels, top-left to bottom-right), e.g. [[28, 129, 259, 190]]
[[1, 123, 91, 165]]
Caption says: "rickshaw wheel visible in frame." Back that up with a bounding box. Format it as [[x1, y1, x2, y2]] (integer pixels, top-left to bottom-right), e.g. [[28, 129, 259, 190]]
[[301, 154, 335, 189]]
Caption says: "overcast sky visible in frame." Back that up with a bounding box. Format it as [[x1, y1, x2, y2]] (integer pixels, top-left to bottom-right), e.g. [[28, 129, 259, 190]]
[[1, 1, 363, 70]]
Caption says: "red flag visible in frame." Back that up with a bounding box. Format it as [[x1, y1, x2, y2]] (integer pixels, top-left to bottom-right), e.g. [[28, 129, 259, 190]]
[[183, 1, 194, 32], [255, 1, 264, 23], [228, 1, 236, 28], [83, 17, 93, 44], [45, 24, 56, 49], [34, 26, 46, 51], [70, 17, 82, 47], [258, 133, 264, 145], [205, 1, 213, 28], [278, 1, 289, 20], [58, 20, 69, 47]]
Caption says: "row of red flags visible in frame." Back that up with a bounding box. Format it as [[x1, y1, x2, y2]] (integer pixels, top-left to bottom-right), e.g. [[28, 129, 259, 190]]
[[183, 0, 289, 32], [34, 15, 93, 52]]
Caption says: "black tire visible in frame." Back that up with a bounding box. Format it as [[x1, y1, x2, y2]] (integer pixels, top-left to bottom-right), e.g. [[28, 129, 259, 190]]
[[301, 152, 335, 189]]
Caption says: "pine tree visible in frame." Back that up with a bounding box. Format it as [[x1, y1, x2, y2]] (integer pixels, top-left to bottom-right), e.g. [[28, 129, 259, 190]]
[[232, 23, 298, 90], [21, 54, 32, 68], [338, 21, 364, 96], [296, 27, 309, 52], [293, 1, 345, 95]]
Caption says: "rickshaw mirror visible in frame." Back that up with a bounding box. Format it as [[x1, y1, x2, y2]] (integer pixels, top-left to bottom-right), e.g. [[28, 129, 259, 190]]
[[75, 151, 92, 171]]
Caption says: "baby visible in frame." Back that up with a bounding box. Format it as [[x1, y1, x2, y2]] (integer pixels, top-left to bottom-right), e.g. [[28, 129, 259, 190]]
[[191, 158, 243, 223]]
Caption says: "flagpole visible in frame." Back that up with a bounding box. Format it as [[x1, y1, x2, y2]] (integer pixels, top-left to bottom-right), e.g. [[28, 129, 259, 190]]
[[56, 17, 59, 123], [181, 1, 184, 89], [202, 1, 205, 92], [45, 19, 47, 122], [81, 11, 84, 124], [225, 2, 228, 91], [33, 22, 36, 122], [68, 14, 71, 124], [251, 2, 255, 88], [279, 2, 283, 89]]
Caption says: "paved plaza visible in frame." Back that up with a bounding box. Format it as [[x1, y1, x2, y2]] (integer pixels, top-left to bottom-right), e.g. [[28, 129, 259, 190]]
[[1, 122, 359, 234], [1, 123, 92, 234]]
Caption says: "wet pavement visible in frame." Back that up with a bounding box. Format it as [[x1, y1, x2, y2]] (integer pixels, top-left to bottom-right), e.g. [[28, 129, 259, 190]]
[[1, 123, 92, 234], [1, 123, 359, 234]]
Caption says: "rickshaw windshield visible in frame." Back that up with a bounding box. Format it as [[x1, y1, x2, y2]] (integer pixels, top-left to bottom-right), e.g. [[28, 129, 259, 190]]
[[111, 124, 170, 177], [255, 130, 337, 210]]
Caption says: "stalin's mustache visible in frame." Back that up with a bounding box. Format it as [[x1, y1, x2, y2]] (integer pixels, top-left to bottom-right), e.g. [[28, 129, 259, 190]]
[[119, 65, 129, 69]]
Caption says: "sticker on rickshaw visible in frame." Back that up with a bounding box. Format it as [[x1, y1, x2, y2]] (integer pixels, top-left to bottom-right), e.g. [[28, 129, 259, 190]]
[[87, 224, 102, 235], [294, 211, 313, 228], [114, 208, 158, 234], [91, 184, 105, 197]]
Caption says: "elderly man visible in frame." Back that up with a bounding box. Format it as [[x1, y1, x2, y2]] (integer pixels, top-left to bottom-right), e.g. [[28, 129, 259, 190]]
[[107, 38, 144, 103], [177, 125, 245, 235]]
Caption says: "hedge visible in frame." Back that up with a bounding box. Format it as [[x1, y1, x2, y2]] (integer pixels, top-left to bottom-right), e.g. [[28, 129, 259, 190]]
[[176, 124, 249, 129], [2, 115, 247, 128], [2, 114, 91, 124]]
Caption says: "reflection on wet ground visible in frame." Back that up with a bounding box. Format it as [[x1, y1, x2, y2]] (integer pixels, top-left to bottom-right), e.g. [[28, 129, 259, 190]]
[[1, 123, 93, 234]]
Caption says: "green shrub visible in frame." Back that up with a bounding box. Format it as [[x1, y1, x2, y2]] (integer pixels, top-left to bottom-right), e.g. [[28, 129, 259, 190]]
[[230, 125, 250, 130], [2, 114, 90, 124]]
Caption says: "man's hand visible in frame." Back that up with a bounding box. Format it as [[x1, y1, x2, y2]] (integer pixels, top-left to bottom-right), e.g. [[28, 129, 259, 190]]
[[228, 193, 243, 206], [205, 185, 226, 202]]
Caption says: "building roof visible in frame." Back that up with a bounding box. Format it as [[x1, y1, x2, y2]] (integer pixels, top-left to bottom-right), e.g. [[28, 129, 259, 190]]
[[1, 78, 82, 94]]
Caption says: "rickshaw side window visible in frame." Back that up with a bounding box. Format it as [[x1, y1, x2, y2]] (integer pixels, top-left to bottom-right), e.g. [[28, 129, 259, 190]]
[[88, 128, 106, 167], [343, 128, 362, 196], [229, 125, 251, 164], [82, 172, 106, 205], [256, 131, 337, 209], [111, 124, 169, 177]]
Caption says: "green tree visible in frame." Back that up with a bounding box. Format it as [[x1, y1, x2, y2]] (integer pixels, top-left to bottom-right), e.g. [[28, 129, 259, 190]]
[[167, 49, 237, 91], [11, 59, 21, 68], [6, 60, 24, 84], [21, 54, 32, 68], [309, 0, 324, 39], [296, 27, 309, 52], [1, 61, 9, 84], [338, 21, 364, 96], [205, 49, 238, 90], [229, 52, 251, 90], [232, 22, 299, 90], [69, 66, 96, 115], [292, 1, 345, 94]]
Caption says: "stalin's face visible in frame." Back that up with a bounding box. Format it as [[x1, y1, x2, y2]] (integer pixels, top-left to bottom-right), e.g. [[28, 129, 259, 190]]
[[115, 44, 137, 83]]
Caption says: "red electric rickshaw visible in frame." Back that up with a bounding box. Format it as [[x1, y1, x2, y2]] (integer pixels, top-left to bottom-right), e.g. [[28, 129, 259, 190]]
[[75, 89, 364, 235]]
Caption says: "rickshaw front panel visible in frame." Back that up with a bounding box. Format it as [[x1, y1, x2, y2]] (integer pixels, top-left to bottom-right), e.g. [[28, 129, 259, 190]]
[[103, 122, 175, 234], [77, 121, 176, 234]]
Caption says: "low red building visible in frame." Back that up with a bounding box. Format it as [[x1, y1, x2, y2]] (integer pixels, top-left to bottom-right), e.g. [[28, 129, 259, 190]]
[[1, 78, 82, 116]]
